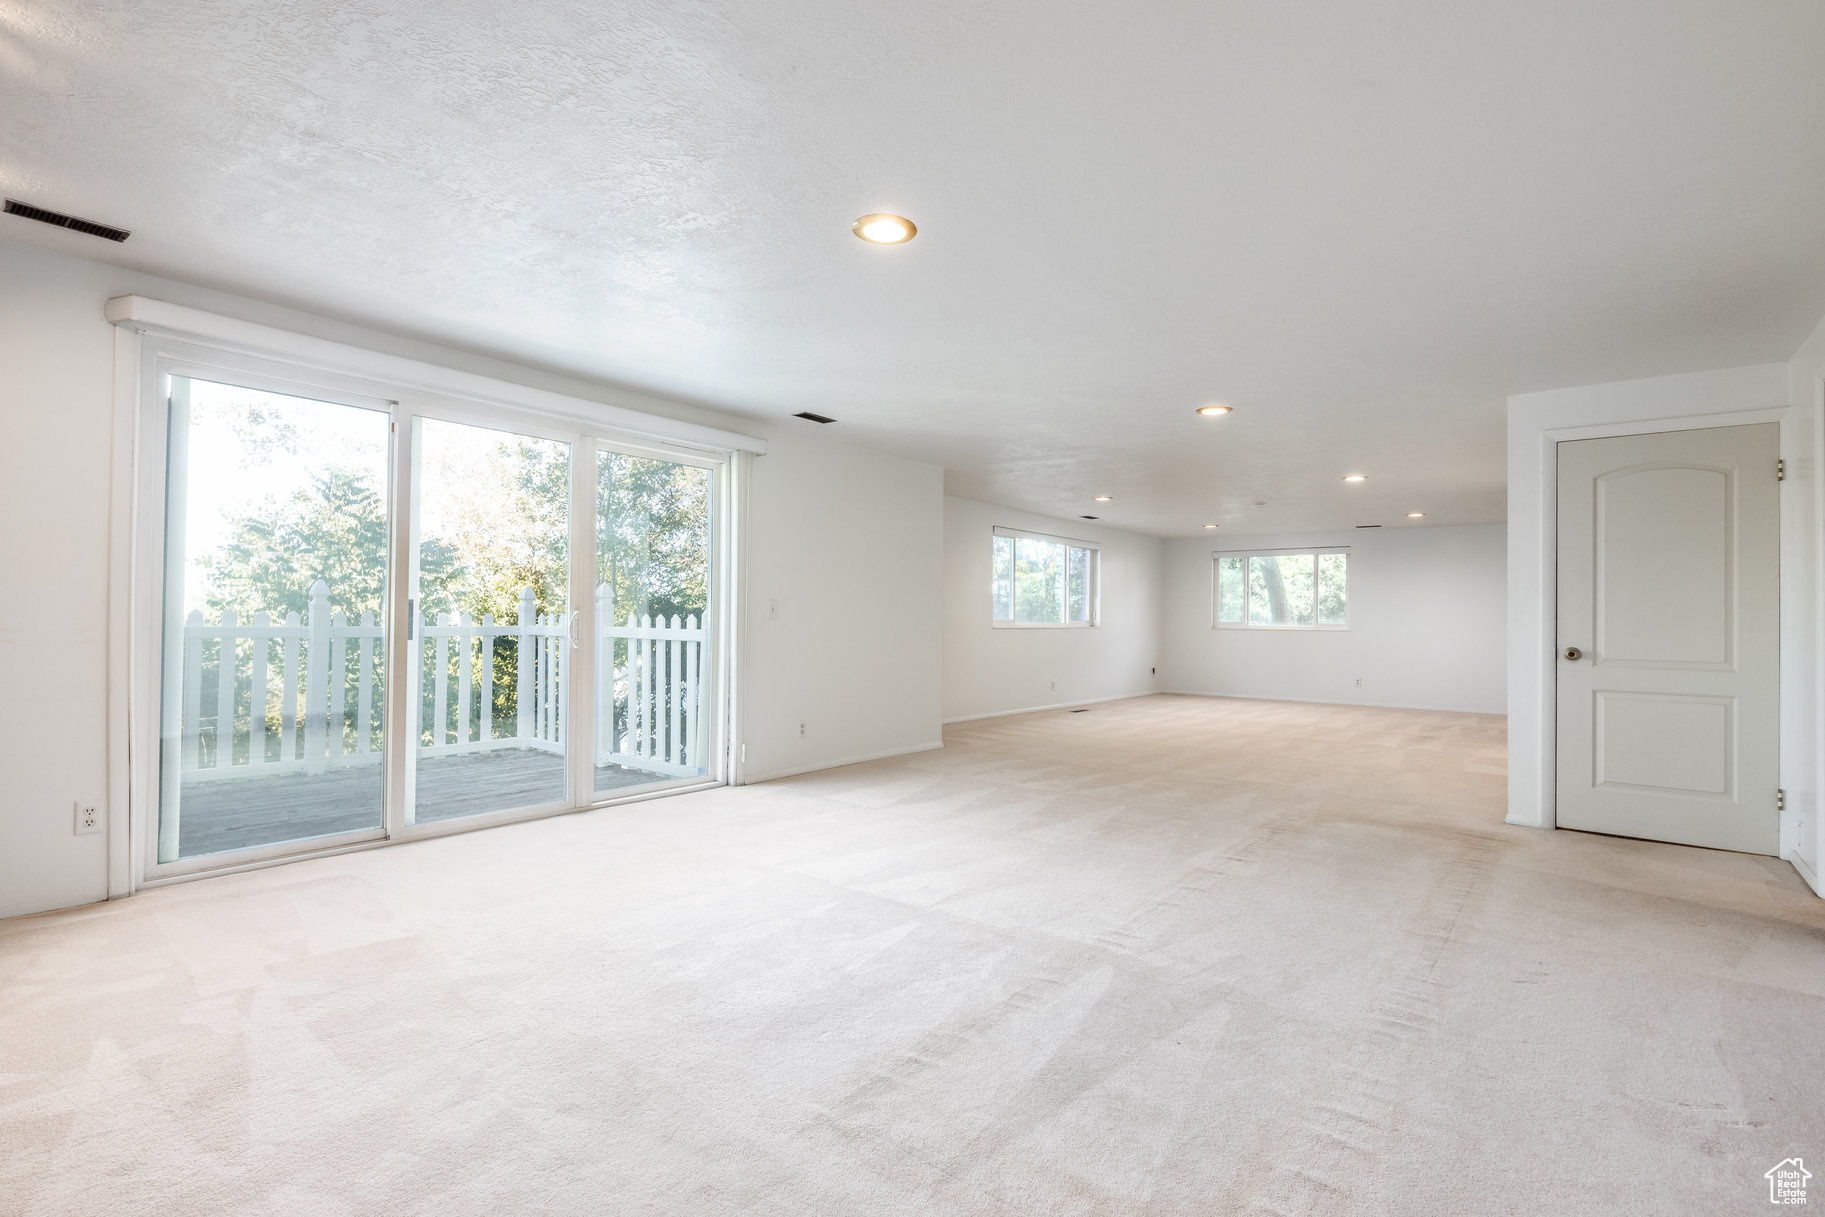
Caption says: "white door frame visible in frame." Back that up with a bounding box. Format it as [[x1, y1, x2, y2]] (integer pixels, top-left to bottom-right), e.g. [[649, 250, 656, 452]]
[[1512, 394, 1817, 887], [104, 297, 764, 897]]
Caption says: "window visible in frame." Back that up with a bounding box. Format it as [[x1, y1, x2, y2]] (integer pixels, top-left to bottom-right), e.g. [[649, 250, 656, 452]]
[[992, 527, 1099, 627], [1214, 548, 1348, 629]]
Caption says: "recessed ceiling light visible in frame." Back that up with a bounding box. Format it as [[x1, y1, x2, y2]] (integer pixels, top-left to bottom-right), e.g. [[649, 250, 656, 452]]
[[1202, 523, 1219, 529], [1342, 474, 1368, 483], [1195, 405, 1233, 417], [1093, 495, 1113, 502], [1407, 512, 1425, 518], [852, 213, 916, 244]]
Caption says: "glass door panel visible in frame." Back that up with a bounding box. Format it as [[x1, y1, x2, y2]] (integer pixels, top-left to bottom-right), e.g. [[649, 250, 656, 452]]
[[157, 376, 391, 861], [595, 450, 713, 794], [409, 418, 570, 823]]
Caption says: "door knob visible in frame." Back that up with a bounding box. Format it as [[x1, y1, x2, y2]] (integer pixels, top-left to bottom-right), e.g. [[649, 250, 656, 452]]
[[1563, 646, 1583, 661]]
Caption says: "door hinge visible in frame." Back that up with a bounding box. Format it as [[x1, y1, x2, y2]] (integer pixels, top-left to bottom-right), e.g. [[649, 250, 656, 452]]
[[1776, 787, 1786, 811], [1776, 458, 1785, 481]]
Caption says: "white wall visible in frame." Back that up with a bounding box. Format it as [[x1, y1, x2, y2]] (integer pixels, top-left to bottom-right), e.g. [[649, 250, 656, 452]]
[[0, 237, 942, 919], [742, 439, 943, 779], [941, 497, 1162, 722], [1504, 361, 1823, 894], [1161, 525, 1506, 715], [0, 245, 117, 920]]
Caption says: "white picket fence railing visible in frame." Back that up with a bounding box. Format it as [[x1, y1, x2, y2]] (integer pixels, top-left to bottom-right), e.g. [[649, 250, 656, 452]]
[[599, 598, 706, 778], [175, 580, 706, 782], [416, 587, 567, 759], [177, 591, 385, 779]]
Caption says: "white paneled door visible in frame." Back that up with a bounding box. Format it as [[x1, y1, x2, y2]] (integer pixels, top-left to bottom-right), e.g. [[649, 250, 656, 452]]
[[1556, 424, 1781, 854]]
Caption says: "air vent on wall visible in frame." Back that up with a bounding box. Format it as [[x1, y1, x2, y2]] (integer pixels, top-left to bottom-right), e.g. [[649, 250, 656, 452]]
[[1080, 515, 1100, 520], [1356, 524, 1382, 528], [4, 199, 131, 242], [792, 411, 836, 424]]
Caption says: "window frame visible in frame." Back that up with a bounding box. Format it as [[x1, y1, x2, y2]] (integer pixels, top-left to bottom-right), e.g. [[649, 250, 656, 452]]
[[991, 525, 1101, 629], [1211, 546, 1351, 631]]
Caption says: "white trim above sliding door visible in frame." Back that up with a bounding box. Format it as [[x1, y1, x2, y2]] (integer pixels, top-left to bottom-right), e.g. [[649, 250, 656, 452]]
[[105, 295, 767, 456]]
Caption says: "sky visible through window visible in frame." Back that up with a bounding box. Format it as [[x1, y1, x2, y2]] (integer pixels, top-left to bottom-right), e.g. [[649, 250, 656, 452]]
[[175, 378, 388, 614]]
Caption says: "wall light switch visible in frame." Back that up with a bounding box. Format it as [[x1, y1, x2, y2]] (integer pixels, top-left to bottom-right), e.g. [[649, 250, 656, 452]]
[[768, 599, 779, 620]]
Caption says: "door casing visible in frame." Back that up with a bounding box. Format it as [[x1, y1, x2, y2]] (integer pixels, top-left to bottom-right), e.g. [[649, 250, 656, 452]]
[[1514, 401, 1807, 868]]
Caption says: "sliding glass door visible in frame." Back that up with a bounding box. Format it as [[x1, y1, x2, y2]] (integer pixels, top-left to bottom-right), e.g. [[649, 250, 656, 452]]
[[594, 448, 715, 793], [146, 354, 729, 878], [406, 417, 571, 823], [156, 375, 392, 862]]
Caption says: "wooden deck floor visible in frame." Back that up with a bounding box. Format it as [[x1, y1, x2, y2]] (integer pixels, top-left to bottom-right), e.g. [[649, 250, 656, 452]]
[[176, 750, 675, 858]]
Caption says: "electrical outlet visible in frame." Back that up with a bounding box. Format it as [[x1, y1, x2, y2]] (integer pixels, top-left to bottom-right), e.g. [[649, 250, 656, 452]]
[[1355, 678, 1362, 687], [798, 720, 807, 738], [768, 599, 779, 620], [1050, 680, 1057, 692], [74, 800, 102, 835]]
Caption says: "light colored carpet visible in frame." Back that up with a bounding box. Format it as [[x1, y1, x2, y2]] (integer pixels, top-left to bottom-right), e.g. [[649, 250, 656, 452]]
[[3, 695, 1821, 1216]]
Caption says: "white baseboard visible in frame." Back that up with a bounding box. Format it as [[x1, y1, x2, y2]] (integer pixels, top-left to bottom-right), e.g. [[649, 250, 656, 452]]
[[1156, 689, 1506, 718], [942, 691, 1156, 725], [1791, 848, 1824, 899], [741, 740, 945, 784]]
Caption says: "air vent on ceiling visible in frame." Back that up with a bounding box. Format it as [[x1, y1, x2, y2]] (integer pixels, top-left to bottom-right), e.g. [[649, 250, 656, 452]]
[[792, 411, 836, 424], [1080, 515, 1100, 520], [1356, 524, 1382, 528], [4, 198, 131, 242]]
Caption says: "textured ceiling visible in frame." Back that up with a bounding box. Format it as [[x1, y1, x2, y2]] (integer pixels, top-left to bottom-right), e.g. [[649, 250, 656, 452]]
[[5, 0, 1825, 535]]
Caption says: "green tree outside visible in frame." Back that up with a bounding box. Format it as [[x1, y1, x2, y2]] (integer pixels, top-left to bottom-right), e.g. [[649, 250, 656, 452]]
[[195, 400, 711, 754]]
